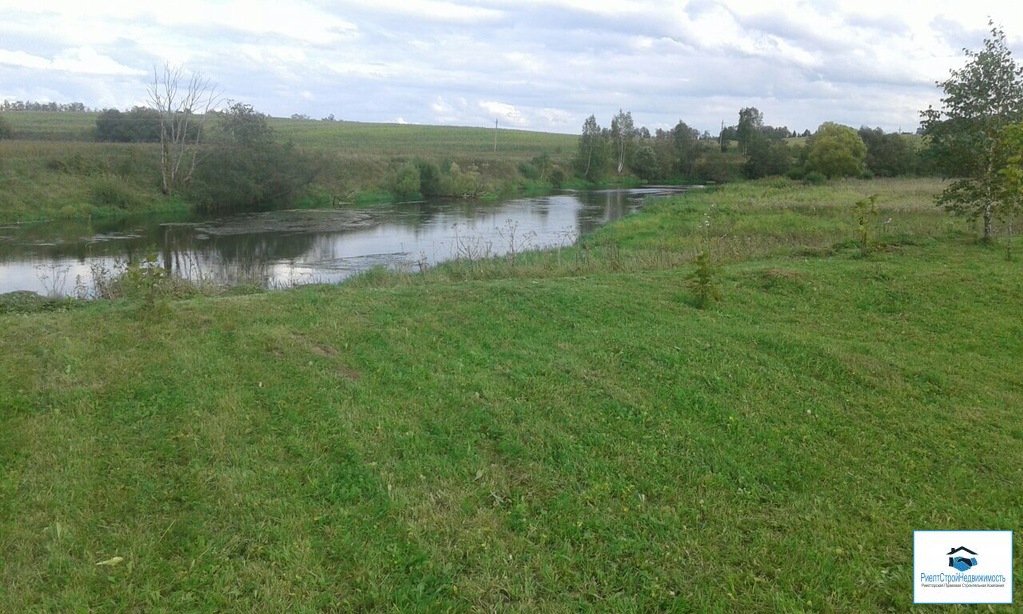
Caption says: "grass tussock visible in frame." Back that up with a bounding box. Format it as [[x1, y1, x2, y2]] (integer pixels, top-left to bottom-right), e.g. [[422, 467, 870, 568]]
[[2, 178, 1022, 612]]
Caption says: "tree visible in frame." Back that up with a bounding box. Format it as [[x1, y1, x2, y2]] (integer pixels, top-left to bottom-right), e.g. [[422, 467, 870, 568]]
[[610, 109, 636, 174], [95, 107, 162, 143], [920, 22, 1023, 240], [187, 102, 317, 212], [575, 115, 609, 182], [736, 107, 763, 154], [630, 144, 659, 180], [744, 133, 793, 178], [672, 120, 701, 177], [858, 127, 913, 177], [807, 122, 866, 178], [994, 122, 1023, 256], [147, 63, 221, 195]]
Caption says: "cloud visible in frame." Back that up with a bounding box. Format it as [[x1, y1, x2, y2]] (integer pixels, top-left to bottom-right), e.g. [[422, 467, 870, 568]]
[[0, 47, 144, 76], [0, 0, 1020, 134], [479, 101, 527, 127]]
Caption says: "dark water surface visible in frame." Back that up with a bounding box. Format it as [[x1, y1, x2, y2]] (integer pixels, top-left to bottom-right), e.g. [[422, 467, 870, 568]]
[[0, 187, 690, 296]]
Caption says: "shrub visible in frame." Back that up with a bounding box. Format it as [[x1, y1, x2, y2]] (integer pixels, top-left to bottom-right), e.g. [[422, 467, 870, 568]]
[[687, 252, 722, 308], [91, 175, 142, 209]]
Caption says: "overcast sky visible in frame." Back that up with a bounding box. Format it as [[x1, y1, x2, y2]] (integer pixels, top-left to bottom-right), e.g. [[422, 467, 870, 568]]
[[1, 1, 1020, 135]]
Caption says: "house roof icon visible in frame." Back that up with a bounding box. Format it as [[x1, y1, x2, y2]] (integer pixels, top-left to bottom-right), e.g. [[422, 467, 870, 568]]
[[947, 546, 978, 556]]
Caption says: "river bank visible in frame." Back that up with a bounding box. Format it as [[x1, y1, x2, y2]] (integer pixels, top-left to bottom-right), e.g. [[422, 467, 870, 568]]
[[3, 178, 1019, 611]]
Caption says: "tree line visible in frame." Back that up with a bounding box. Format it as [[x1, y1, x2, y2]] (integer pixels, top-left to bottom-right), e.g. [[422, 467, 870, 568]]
[[572, 108, 931, 185], [0, 100, 89, 112], [570, 21, 1023, 245]]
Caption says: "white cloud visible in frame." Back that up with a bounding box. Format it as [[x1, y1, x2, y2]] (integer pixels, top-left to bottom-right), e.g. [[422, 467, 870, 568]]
[[0, 47, 143, 76], [479, 101, 528, 127], [0, 0, 1021, 133]]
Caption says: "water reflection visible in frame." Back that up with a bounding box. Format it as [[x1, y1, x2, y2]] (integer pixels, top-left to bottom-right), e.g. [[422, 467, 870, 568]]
[[0, 187, 691, 296]]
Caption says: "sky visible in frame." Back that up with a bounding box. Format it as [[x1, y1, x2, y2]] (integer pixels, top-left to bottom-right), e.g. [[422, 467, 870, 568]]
[[0, 0, 1020, 135]]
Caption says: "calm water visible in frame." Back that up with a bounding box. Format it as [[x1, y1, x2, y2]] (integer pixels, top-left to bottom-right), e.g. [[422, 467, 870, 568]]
[[0, 187, 690, 297]]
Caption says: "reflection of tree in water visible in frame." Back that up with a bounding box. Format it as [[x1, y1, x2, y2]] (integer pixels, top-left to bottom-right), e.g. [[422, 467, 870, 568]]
[[163, 230, 319, 282], [575, 190, 638, 235]]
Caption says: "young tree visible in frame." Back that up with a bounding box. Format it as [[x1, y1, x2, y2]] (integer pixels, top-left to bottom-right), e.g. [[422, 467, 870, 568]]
[[807, 122, 866, 178], [736, 107, 764, 154], [575, 115, 609, 182], [147, 63, 221, 195], [920, 22, 1023, 240], [610, 109, 636, 174]]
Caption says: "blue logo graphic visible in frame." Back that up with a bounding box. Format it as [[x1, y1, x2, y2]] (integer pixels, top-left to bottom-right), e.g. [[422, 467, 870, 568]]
[[947, 546, 978, 572]]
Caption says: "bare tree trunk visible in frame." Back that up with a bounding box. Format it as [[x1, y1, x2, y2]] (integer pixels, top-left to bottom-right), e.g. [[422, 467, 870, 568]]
[[148, 64, 220, 196]]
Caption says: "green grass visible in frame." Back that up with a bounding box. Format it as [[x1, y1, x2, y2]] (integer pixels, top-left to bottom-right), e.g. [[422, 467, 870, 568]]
[[270, 117, 576, 156], [2, 178, 1020, 611], [0, 113, 580, 221]]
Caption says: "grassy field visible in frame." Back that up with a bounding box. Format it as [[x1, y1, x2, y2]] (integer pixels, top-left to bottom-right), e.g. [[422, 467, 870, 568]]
[[0, 112, 579, 222], [2, 178, 1020, 611]]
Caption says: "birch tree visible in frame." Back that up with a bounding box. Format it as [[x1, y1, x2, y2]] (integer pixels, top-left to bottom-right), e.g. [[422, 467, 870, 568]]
[[610, 109, 635, 174], [147, 64, 221, 195], [920, 22, 1023, 241]]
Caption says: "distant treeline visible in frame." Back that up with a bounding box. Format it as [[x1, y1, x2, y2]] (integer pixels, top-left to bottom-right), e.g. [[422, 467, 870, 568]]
[[572, 107, 933, 185], [1, 100, 91, 112]]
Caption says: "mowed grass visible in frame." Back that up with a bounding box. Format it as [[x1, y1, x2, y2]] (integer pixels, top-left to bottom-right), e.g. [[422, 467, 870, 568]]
[[1, 179, 1021, 612]]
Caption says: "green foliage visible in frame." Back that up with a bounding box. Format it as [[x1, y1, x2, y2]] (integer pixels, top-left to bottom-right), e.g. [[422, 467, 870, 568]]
[[574, 114, 610, 182], [920, 21, 1023, 241], [853, 194, 880, 256], [672, 120, 703, 177], [90, 174, 142, 209], [610, 109, 636, 174], [0, 114, 11, 139], [687, 251, 722, 308], [743, 133, 793, 179], [807, 122, 867, 178], [390, 161, 421, 200], [95, 107, 161, 143], [629, 144, 659, 180], [736, 106, 763, 154], [801, 171, 827, 185], [858, 127, 915, 177], [187, 103, 318, 212]]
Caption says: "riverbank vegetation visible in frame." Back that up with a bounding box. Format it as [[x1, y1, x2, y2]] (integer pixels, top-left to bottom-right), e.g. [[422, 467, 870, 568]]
[[2, 177, 1021, 611], [0, 110, 580, 223]]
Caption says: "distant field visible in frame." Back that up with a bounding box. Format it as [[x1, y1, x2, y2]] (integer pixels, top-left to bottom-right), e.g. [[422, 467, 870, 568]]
[[269, 118, 577, 157], [0, 111, 577, 157]]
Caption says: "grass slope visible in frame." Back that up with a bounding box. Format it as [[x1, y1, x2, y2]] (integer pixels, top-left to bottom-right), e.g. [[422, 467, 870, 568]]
[[0, 113, 578, 222], [1, 179, 1020, 612]]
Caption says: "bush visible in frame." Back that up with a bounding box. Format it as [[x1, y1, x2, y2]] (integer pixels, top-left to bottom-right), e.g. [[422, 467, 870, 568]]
[[802, 171, 827, 185], [0, 115, 11, 139], [95, 107, 161, 143], [91, 175, 142, 209]]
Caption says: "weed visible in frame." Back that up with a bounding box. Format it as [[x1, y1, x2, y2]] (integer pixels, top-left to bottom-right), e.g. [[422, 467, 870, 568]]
[[854, 194, 879, 256], [687, 251, 723, 308]]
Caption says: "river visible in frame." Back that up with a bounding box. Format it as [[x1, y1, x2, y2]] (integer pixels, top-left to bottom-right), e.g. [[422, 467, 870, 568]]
[[0, 187, 690, 297]]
